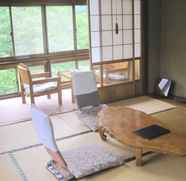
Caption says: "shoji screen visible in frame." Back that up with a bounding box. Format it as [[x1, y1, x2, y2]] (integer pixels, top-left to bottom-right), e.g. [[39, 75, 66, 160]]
[[89, 0, 142, 86]]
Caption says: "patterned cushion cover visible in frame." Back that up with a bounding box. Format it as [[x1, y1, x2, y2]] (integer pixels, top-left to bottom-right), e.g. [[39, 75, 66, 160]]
[[24, 82, 57, 95], [61, 144, 126, 179]]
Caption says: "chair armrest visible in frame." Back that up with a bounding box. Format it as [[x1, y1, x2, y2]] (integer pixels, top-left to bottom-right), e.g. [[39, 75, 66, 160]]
[[32, 77, 60, 85], [57, 71, 71, 81], [31, 72, 50, 79]]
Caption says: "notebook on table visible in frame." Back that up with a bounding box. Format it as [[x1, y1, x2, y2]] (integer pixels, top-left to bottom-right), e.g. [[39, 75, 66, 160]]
[[134, 124, 170, 140]]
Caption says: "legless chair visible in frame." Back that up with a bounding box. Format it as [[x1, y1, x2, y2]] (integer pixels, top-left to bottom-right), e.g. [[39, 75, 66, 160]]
[[71, 70, 107, 131], [17, 63, 62, 105], [71, 70, 100, 109], [31, 106, 74, 180]]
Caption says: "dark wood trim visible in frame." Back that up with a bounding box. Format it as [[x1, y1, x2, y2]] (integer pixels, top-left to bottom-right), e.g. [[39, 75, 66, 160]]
[[9, 6, 16, 56], [132, 0, 136, 96], [142, 0, 148, 94], [0, 0, 87, 6], [0, 50, 89, 67], [98, 0, 103, 87], [72, 4, 78, 69], [92, 57, 141, 65], [41, 5, 49, 54], [0, 93, 19, 100]]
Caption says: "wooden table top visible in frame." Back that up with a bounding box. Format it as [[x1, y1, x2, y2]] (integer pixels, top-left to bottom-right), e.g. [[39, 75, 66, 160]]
[[98, 106, 186, 156]]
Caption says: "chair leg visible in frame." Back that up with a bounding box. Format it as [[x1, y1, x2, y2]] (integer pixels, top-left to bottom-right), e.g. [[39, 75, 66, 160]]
[[30, 95, 35, 104], [58, 90, 62, 106], [21, 91, 26, 104], [47, 94, 51, 99], [71, 87, 75, 103]]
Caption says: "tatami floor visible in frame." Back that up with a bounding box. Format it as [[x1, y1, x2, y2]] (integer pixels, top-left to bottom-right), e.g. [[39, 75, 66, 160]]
[[1, 94, 186, 181]]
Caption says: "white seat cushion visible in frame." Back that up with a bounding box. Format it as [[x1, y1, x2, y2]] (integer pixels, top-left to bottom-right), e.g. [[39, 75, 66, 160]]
[[24, 82, 57, 95]]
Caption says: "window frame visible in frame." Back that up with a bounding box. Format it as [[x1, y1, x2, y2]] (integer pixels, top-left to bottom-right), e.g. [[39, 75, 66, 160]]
[[0, 3, 89, 98], [0, 4, 89, 60]]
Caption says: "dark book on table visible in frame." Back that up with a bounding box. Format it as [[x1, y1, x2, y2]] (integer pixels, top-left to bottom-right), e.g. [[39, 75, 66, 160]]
[[134, 124, 170, 140]]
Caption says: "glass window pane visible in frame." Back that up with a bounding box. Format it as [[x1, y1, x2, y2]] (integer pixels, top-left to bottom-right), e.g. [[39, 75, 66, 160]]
[[0, 7, 13, 57], [76, 6, 89, 49], [78, 60, 90, 71], [103, 62, 130, 86], [12, 7, 44, 56], [47, 6, 74, 52], [0, 69, 18, 95], [29, 65, 45, 74], [51, 61, 76, 82]]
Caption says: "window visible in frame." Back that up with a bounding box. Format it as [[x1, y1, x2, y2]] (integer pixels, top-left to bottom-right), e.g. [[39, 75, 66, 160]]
[[47, 6, 74, 52], [0, 4, 89, 58], [0, 4, 89, 97], [29, 65, 45, 74], [12, 7, 44, 56], [0, 7, 13, 57], [76, 6, 89, 49], [51, 61, 76, 81], [78, 60, 90, 70], [0, 69, 18, 95]]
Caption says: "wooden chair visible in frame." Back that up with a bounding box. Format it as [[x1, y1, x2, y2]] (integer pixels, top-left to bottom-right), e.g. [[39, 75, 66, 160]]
[[17, 63, 62, 105]]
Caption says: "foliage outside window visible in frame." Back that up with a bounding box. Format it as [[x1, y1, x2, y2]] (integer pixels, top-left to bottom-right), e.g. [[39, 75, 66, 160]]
[[0, 5, 89, 58], [0, 69, 18, 95], [12, 7, 44, 56], [47, 6, 74, 52], [76, 6, 89, 49], [0, 4, 89, 96], [0, 8, 13, 57]]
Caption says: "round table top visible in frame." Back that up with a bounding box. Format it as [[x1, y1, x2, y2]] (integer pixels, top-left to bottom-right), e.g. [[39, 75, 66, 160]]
[[98, 106, 186, 156]]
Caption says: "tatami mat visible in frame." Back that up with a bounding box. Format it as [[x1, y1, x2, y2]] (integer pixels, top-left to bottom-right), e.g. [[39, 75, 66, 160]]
[[153, 107, 186, 135], [110, 96, 176, 115], [83, 154, 186, 181], [0, 154, 21, 181], [13, 133, 132, 181], [0, 90, 75, 126], [0, 113, 90, 154]]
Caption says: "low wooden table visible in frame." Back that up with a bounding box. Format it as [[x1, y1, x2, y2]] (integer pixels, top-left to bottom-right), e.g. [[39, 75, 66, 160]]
[[98, 106, 186, 166]]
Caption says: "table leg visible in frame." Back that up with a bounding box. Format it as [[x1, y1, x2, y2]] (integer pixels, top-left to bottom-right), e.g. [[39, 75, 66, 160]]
[[99, 127, 107, 141], [134, 148, 143, 166]]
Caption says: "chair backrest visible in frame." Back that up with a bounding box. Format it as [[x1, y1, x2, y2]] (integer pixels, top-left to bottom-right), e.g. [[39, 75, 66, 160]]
[[17, 63, 32, 85], [31, 106, 58, 152], [72, 70, 100, 108]]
